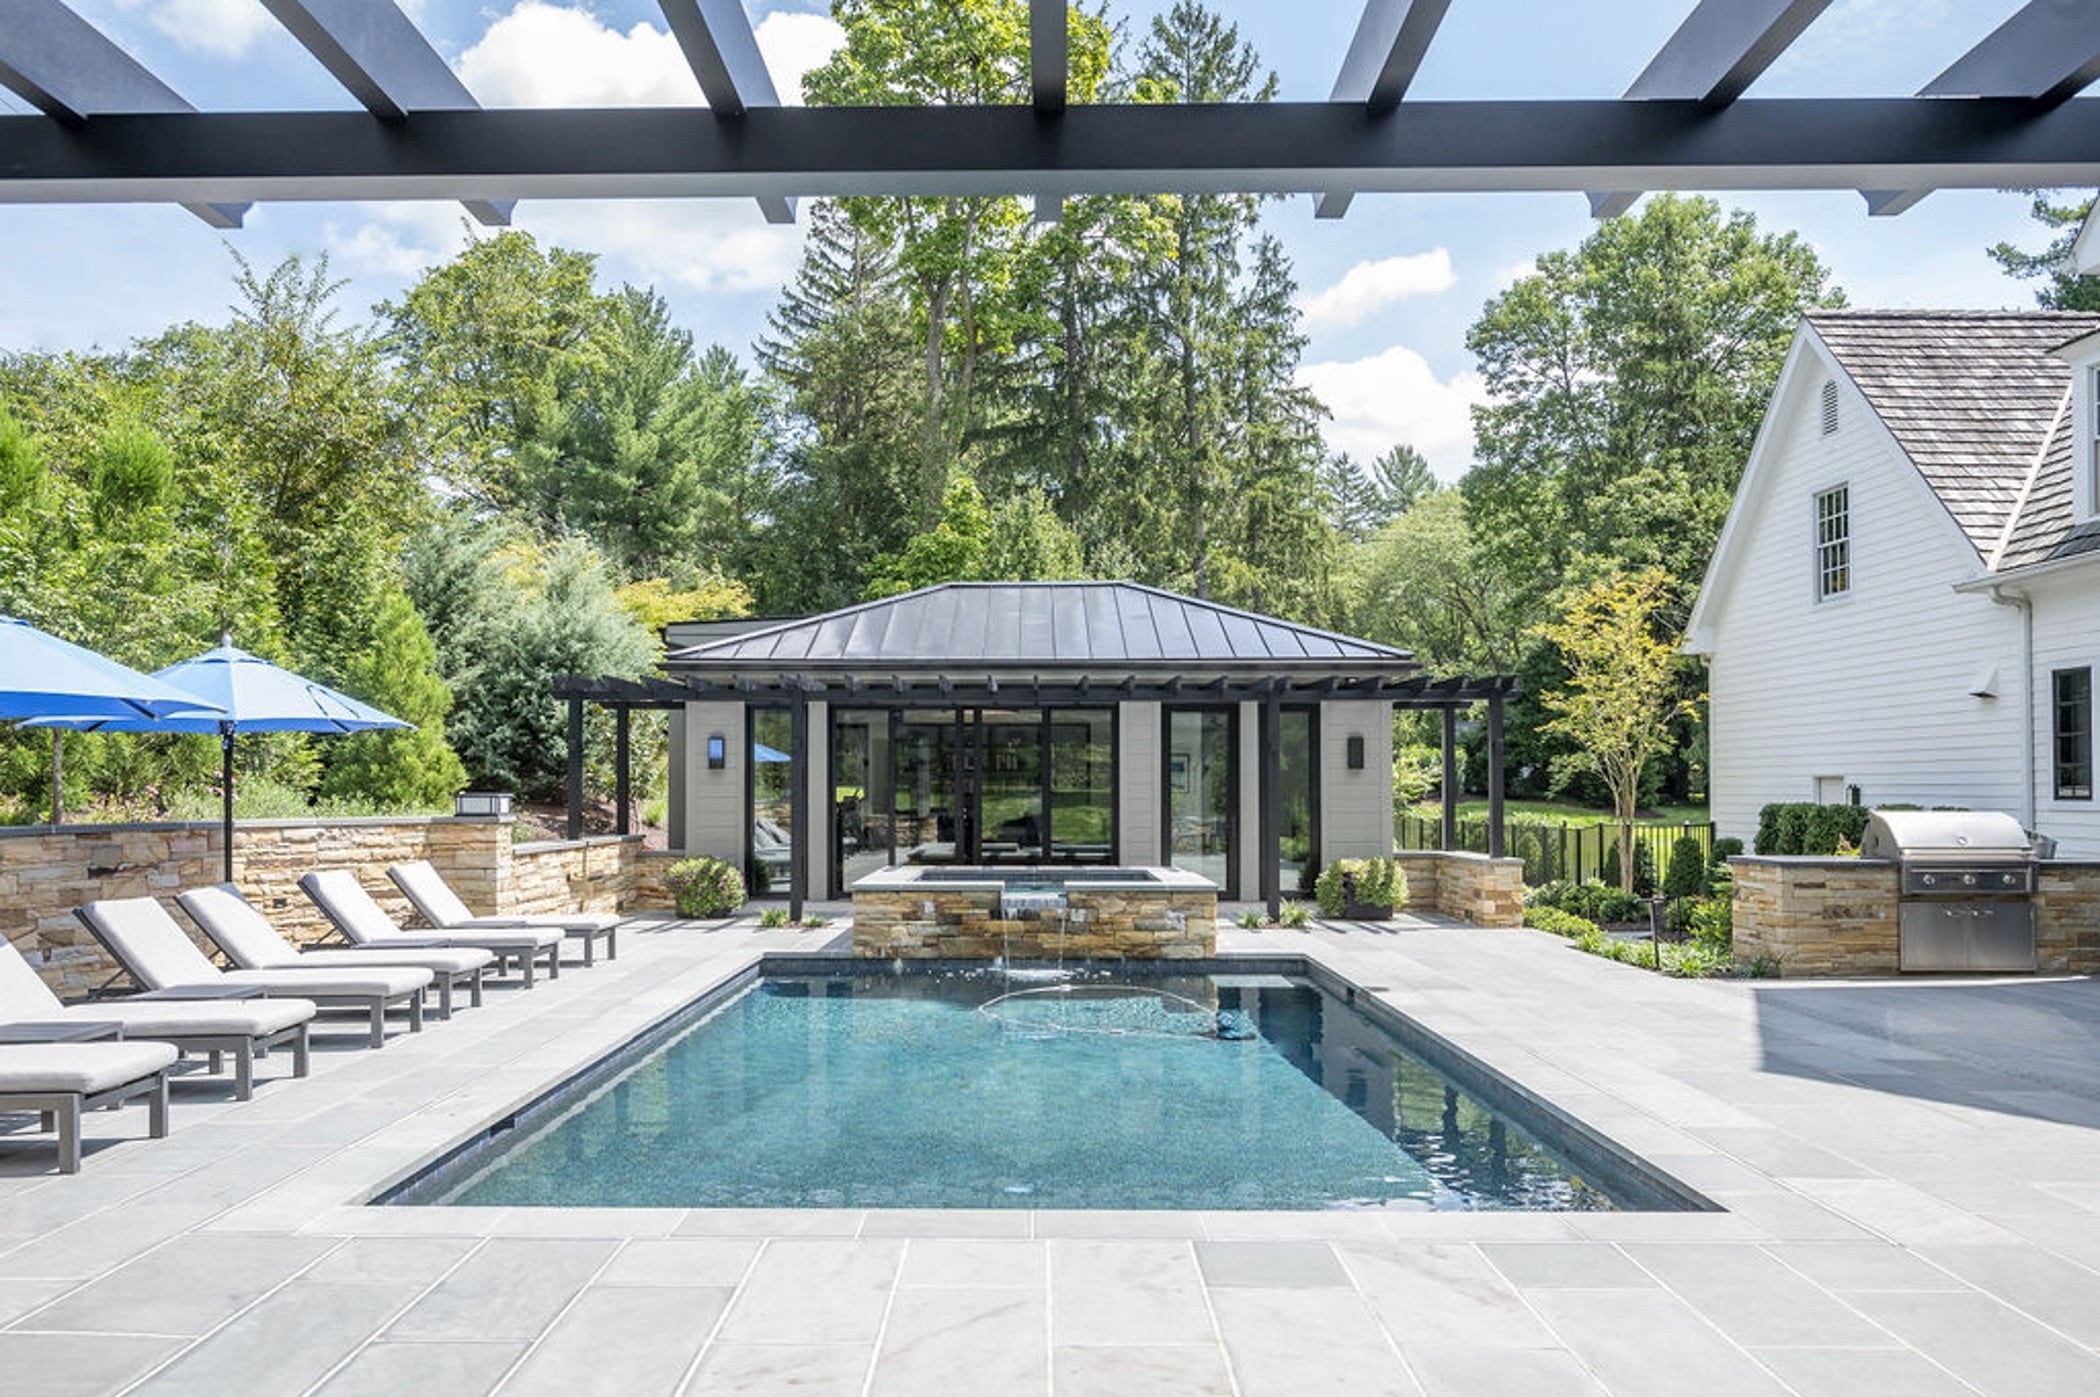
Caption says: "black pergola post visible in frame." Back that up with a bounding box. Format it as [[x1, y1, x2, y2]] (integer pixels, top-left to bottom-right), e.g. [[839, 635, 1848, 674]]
[[1262, 686, 1282, 921], [788, 692, 809, 922], [613, 705, 632, 836], [1440, 706, 1459, 853], [564, 695, 584, 841], [1486, 692, 1506, 859]]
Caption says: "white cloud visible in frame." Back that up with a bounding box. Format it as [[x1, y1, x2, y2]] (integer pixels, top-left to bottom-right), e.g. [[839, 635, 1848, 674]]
[[325, 203, 482, 280], [1492, 259, 1536, 292], [520, 201, 804, 295], [1295, 250, 1455, 329], [118, 0, 274, 58], [1297, 344, 1486, 479], [457, 2, 843, 107]]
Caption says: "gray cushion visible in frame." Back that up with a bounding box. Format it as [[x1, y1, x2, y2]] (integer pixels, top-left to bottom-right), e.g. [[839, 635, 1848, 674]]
[[414, 926, 562, 952], [281, 947, 492, 975], [219, 966, 432, 998], [176, 885, 303, 969], [78, 899, 222, 990], [297, 870, 403, 946], [387, 861, 477, 926], [61, 999, 315, 1038], [0, 938, 64, 1020], [0, 1042, 178, 1095], [453, 913, 619, 934]]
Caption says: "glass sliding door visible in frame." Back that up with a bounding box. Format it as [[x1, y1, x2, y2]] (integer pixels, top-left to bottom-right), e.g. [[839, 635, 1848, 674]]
[[894, 710, 963, 864], [1049, 708, 1115, 864], [749, 709, 794, 898], [831, 708, 895, 894], [1278, 707, 1319, 895], [1164, 707, 1236, 895], [978, 709, 1044, 863]]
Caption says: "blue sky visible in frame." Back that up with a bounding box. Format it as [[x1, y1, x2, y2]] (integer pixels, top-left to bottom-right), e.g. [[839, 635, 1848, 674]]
[[0, 0, 2072, 479]]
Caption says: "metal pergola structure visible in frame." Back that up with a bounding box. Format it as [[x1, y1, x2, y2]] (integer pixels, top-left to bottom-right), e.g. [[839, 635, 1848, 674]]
[[2, 0, 2098, 225], [553, 669, 1520, 921]]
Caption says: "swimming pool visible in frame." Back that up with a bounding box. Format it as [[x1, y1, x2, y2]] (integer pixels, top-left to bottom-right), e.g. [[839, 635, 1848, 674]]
[[385, 959, 1706, 1212]]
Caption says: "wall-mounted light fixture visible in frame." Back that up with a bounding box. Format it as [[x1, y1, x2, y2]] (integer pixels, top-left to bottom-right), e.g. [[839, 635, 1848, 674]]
[[707, 734, 726, 770], [1346, 735, 1365, 770], [453, 791, 513, 820]]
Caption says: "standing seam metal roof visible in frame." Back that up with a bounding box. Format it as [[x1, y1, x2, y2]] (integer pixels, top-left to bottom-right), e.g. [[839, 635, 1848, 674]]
[[662, 582, 1412, 669]]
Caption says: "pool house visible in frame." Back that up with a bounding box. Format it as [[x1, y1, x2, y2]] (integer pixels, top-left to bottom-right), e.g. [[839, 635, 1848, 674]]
[[558, 582, 1516, 918]]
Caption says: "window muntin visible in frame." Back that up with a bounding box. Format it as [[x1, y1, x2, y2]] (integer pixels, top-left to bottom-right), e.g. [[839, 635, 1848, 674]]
[[1814, 485, 1850, 600], [2055, 667, 2092, 802]]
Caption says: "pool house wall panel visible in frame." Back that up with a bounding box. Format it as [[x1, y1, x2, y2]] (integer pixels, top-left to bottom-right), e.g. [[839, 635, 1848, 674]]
[[1320, 700, 1395, 861], [681, 700, 746, 867], [1118, 700, 1163, 865], [666, 710, 687, 852]]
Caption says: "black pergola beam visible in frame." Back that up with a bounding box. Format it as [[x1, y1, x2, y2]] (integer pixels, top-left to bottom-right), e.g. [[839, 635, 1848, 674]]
[[1867, 0, 2100, 216], [260, 0, 512, 226], [657, 0, 794, 224], [0, 0, 247, 229], [1317, 0, 1452, 218], [1030, 0, 1066, 114], [5, 99, 2097, 207], [1590, 0, 1831, 219]]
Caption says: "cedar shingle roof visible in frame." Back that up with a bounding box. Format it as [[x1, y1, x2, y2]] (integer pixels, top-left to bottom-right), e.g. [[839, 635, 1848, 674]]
[[1807, 310, 2100, 569]]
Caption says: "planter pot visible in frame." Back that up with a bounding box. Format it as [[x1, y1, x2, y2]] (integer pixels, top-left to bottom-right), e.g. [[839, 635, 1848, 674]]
[[1344, 901, 1394, 921]]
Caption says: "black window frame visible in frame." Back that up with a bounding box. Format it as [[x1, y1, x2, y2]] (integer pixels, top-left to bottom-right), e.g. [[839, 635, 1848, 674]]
[[2055, 667, 2092, 802]]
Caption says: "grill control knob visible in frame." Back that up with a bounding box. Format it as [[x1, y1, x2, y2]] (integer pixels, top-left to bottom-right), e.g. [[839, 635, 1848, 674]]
[[1962, 873, 1977, 886], [1922, 874, 1937, 887]]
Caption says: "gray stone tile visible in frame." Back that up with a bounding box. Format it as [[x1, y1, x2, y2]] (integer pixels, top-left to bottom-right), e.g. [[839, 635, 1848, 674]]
[[22, 1233, 335, 1337], [1049, 1241, 1213, 1347], [0, 1203, 225, 1280], [683, 1342, 871, 1395], [0, 1277, 75, 1327], [386, 1239, 614, 1342], [674, 1209, 863, 1237], [1034, 1210, 1207, 1238], [1765, 1242, 1968, 1292], [1919, 1243, 2100, 1346], [1526, 1288, 1794, 1397], [597, 1239, 760, 1288], [898, 1239, 1046, 1290], [1195, 1240, 1348, 1288], [1051, 1344, 1235, 1397], [1748, 1347, 1978, 1397], [869, 1287, 1045, 1396], [302, 1236, 478, 1288], [1402, 1344, 1609, 1397], [1209, 1288, 1417, 1397], [1624, 1243, 1895, 1348], [1480, 1242, 1655, 1289], [0, 1333, 181, 1397], [1846, 1288, 2100, 1396], [1337, 1243, 1557, 1348], [857, 1208, 1031, 1237], [312, 1340, 524, 1397], [129, 1281, 410, 1397], [503, 1286, 727, 1397], [713, 1239, 902, 1344]]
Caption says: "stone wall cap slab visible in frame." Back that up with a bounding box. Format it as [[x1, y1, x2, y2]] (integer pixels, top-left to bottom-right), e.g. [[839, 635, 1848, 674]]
[[1730, 855, 1896, 868]]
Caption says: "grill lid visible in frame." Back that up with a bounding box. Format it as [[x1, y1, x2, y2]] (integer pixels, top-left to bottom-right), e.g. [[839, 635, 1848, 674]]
[[1859, 810, 2034, 863]]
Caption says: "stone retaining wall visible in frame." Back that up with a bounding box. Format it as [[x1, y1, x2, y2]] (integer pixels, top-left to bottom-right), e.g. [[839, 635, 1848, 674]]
[[1391, 851, 1527, 928], [853, 886, 1217, 959], [1731, 856, 2100, 976], [1, 817, 640, 997]]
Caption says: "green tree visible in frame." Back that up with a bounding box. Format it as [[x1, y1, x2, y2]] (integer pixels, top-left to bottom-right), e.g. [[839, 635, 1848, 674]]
[[1534, 569, 1696, 893], [318, 589, 467, 808], [1371, 444, 1436, 517], [1342, 489, 1523, 675], [1463, 195, 1843, 621], [1989, 189, 2100, 311]]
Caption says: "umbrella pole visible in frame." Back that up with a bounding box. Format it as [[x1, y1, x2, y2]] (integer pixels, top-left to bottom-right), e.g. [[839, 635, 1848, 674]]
[[50, 730, 62, 828], [221, 729, 236, 884]]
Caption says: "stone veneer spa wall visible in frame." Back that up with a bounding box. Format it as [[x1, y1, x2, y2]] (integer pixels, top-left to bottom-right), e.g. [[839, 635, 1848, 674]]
[[850, 866, 1218, 959]]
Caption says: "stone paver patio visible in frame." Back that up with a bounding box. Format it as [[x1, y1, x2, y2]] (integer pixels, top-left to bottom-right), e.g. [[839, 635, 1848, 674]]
[[4, 910, 2100, 1395]]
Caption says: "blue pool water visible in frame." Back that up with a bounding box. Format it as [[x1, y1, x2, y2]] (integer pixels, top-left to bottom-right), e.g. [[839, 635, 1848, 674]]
[[411, 969, 1654, 1211]]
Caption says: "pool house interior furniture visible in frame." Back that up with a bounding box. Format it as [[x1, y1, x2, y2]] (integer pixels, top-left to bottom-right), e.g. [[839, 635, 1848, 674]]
[[557, 581, 1516, 919]]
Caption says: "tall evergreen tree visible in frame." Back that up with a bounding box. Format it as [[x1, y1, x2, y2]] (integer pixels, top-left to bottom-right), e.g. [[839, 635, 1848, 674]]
[[1989, 189, 2100, 311]]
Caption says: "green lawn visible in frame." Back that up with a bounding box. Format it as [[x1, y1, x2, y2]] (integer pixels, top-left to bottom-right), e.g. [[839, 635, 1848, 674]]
[[1418, 798, 1710, 827]]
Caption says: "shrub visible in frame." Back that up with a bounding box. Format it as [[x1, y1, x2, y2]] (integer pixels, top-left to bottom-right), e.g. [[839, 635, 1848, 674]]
[[1687, 894, 1733, 951], [746, 857, 773, 897], [1279, 901, 1312, 929], [1600, 839, 1656, 895], [1711, 836, 1744, 866], [1237, 910, 1269, 929], [1523, 905, 1599, 939], [803, 914, 830, 928], [665, 856, 744, 918], [1313, 858, 1409, 917], [1756, 803, 1869, 857], [757, 906, 788, 928], [1663, 834, 1709, 898], [1550, 880, 1642, 926]]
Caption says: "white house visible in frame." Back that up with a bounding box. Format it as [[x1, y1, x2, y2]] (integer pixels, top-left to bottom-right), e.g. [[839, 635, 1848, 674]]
[[1687, 310, 2100, 855]]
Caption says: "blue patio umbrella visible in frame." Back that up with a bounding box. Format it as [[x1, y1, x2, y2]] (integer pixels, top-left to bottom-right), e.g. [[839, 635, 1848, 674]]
[[0, 616, 228, 722], [31, 641, 408, 881], [753, 742, 791, 763]]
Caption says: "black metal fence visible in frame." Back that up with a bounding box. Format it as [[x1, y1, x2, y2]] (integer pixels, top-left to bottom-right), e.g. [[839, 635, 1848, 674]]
[[1398, 813, 1715, 888]]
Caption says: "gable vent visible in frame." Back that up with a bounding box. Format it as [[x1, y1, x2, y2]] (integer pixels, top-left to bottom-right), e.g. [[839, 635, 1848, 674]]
[[1819, 379, 1840, 436]]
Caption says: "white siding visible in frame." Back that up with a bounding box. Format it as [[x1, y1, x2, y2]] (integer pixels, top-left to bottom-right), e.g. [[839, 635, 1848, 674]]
[[1117, 701, 1162, 865], [1320, 701, 1394, 860], [680, 700, 746, 865], [1702, 352, 2023, 844], [2023, 567, 2100, 855]]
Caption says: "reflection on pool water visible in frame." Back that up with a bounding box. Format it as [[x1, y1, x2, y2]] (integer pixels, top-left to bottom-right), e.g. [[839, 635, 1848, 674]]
[[396, 968, 1698, 1212]]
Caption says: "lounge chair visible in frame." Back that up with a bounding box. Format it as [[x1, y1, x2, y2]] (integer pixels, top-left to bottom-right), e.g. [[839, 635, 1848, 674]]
[[0, 1041, 178, 1173], [0, 936, 310, 1101], [178, 885, 492, 1020], [76, 898, 430, 1049], [387, 861, 619, 966], [299, 870, 561, 988]]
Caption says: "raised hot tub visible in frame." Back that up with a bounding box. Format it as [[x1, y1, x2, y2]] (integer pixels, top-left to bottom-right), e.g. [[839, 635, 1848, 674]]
[[849, 865, 1218, 960]]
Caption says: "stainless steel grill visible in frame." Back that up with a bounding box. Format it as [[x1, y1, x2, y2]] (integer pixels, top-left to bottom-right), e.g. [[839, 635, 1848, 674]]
[[1860, 811, 2038, 973]]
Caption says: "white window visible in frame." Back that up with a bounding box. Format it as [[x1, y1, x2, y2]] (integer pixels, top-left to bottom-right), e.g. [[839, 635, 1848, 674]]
[[1815, 485, 1850, 600]]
